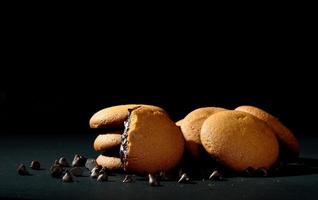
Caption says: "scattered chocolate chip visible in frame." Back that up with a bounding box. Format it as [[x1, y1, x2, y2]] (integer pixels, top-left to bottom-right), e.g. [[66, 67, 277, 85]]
[[50, 165, 63, 178], [85, 159, 98, 171], [209, 170, 223, 181], [17, 164, 29, 175], [243, 167, 255, 176], [97, 173, 108, 182], [99, 167, 108, 175], [70, 167, 84, 177], [53, 160, 60, 166], [178, 173, 190, 183], [30, 160, 41, 170], [91, 171, 99, 179], [255, 167, 269, 177], [58, 157, 70, 167], [62, 171, 73, 182], [148, 174, 160, 186], [123, 175, 133, 183], [72, 154, 87, 167], [90, 167, 100, 179]]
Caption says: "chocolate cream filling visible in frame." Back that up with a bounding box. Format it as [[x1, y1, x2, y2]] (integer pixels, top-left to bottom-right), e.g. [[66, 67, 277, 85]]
[[120, 106, 140, 170]]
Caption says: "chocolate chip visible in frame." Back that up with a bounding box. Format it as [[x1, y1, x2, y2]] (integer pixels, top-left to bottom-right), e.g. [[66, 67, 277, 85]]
[[97, 173, 108, 182], [123, 175, 133, 183], [85, 159, 97, 171], [99, 167, 108, 175], [72, 154, 87, 167], [53, 160, 60, 166], [209, 170, 223, 181], [178, 173, 190, 183], [255, 167, 269, 177], [17, 164, 29, 175], [91, 171, 99, 179], [50, 165, 63, 178], [30, 160, 41, 170], [243, 167, 255, 176], [58, 157, 70, 167], [62, 171, 73, 182], [148, 174, 160, 186], [70, 167, 84, 177], [90, 166, 100, 179]]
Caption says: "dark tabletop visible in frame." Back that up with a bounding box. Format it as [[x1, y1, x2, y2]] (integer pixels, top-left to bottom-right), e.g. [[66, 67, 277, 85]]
[[1, 132, 318, 200]]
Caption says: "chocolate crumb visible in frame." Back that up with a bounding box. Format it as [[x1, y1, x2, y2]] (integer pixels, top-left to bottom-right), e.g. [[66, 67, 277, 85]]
[[62, 171, 73, 182], [50, 165, 63, 178], [30, 160, 41, 170], [209, 170, 223, 181], [97, 172, 108, 182], [148, 174, 160, 186], [17, 164, 29, 176], [123, 175, 133, 183], [58, 157, 70, 167], [178, 173, 190, 183]]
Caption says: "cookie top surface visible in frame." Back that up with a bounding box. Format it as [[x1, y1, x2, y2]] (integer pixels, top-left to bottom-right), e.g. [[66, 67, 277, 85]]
[[235, 105, 299, 156], [200, 110, 279, 172], [93, 132, 122, 151], [180, 107, 227, 158], [89, 104, 166, 129], [123, 107, 185, 174]]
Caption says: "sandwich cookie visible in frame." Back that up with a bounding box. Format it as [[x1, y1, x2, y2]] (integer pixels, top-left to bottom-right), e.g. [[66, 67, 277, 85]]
[[93, 132, 123, 170], [120, 107, 185, 174], [96, 155, 122, 171], [89, 104, 166, 129], [176, 119, 183, 127], [90, 104, 167, 171], [180, 107, 227, 159], [200, 110, 279, 172], [235, 105, 299, 157], [93, 132, 122, 151]]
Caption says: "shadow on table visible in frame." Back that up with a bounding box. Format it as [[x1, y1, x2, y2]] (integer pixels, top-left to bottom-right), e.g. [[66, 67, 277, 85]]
[[181, 155, 318, 179], [271, 157, 318, 177]]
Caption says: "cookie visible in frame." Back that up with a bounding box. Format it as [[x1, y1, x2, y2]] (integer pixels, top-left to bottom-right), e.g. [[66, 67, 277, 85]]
[[200, 110, 279, 172], [93, 132, 122, 151], [96, 155, 122, 170], [120, 107, 184, 174], [235, 105, 299, 156], [176, 119, 183, 127], [89, 104, 166, 129], [180, 107, 227, 159]]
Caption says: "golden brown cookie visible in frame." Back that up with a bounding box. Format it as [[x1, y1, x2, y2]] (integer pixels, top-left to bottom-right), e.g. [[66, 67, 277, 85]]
[[235, 105, 299, 156], [180, 107, 227, 159], [89, 104, 166, 129], [176, 119, 183, 127], [120, 107, 184, 174], [93, 132, 122, 151], [96, 155, 122, 170], [200, 110, 279, 172]]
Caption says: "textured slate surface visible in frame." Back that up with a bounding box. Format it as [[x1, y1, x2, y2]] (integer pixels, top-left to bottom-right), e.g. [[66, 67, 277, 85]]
[[1, 132, 318, 200]]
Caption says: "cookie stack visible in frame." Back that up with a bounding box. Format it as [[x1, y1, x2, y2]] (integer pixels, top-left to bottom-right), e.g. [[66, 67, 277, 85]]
[[89, 104, 185, 174], [179, 106, 299, 172]]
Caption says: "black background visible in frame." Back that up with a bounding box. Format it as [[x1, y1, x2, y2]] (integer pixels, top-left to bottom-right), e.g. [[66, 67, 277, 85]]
[[0, 12, 317, 137], [1, 8, 318, 200]]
